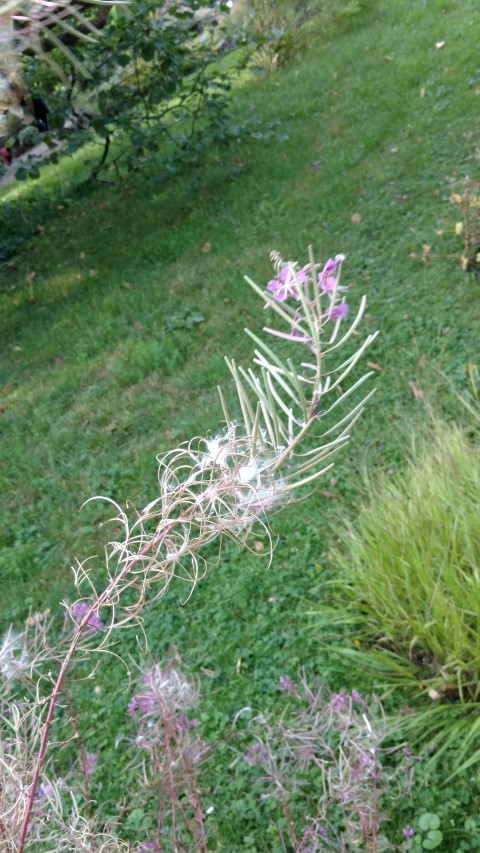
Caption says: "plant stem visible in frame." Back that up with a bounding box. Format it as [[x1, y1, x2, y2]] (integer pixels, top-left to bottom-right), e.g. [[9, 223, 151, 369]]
[[17, 527, 170, 853]]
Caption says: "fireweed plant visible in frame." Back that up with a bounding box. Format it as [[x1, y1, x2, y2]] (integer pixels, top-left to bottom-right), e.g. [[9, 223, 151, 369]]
[[0, 250, 377, 851], [240, 675, 416, 853]]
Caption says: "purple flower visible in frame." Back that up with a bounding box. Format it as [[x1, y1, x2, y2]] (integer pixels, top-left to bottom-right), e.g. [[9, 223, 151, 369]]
[[35, 782, 53, 800], [136, 844, 160, 852], [329, 302, 349, 322], [403, 827, 414, 839], [127, 696, 139, 717], [329, 692, 348, 713], [318, 258, 338, 294], [279, 675, 299, 696], [136, 693, 155, 714], [358, 750, 373, 767], [351, 689, 361, 702], [175, 714, 200, 734], [83, 751, 98, 776], [319, 273, 337, 295], [353, 749, 375, 779], [70, 601, 104, 635], [127, 690, 155, 715], [244, 742, 270, 768], [32, 781, 54, 818], [267, 265, 307, 302]]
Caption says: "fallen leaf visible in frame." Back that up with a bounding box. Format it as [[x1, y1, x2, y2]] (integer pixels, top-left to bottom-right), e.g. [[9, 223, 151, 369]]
[[435, 40, 445, 49], [475, 86, 480, 95], [25, 270, 36, 282], [384, 54, 394, 62], [0, 404, 6, 413], [105, 421, 117, 432], [408, 380, 424, 400], [201, 242, 212, 253], [390, 146, 399, 154], [421, 244, 431, 264], [319, 489, 337, 498], [366, 361, 383, 372], [466, 364, 478, 381], [417, 355, 426, 371], [253, 540, 264, 551], [351, 213, 362, 223], [236, 657, 242, 674], [420, 87, 426, 98], [200, 667, 215, 678], [454, 221, 463, 235]]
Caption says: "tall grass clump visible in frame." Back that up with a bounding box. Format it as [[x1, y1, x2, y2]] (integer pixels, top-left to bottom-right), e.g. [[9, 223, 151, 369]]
[[334, 424, 480, 699], [328, 424, 480, 767]]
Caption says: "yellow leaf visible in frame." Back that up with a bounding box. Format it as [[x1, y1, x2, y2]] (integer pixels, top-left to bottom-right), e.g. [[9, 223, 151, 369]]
[[461, 254, 469, 270], [408, 380, 424, 400], [454, 221, 463, 235]]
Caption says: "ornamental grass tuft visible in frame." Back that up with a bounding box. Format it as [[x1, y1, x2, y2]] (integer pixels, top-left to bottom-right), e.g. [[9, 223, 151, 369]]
[[333, 423, 480, 702]]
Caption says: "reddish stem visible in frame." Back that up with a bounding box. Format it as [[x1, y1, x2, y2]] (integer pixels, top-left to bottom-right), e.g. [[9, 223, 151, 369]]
[[0, 818, 11, 853], [17, 527, 171, 853], [63, 689, 91, 819]]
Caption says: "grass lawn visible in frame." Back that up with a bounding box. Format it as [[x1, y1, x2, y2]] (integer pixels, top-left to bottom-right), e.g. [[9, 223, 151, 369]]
[[1, 0, 480, 847]]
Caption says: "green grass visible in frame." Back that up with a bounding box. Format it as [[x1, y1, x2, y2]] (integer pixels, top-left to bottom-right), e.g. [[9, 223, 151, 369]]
[[1, 0, 480, 845]]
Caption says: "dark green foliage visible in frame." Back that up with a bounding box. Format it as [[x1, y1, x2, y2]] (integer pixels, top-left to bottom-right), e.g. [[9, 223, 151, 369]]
[[17, 0, 249, 181]]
